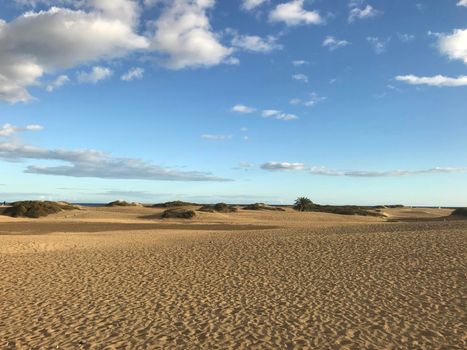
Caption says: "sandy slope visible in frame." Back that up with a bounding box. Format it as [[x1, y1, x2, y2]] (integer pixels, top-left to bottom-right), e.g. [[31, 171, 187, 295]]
[[0, 207, 465, 349]]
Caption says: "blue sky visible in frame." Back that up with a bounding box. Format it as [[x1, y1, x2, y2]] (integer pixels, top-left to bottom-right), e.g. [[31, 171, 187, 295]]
[[0, 0, 466, 206]]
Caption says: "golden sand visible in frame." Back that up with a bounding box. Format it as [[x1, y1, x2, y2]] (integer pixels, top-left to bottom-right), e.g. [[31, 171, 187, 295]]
[[0, 206, 465, 349]]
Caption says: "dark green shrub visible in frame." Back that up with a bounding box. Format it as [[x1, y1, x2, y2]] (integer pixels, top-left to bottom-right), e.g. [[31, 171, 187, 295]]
[[293, 197, 315, 212], [293, 197, 383, 217], [198, 203, 237, 213], [451, 208, 467, 217], [242, 203, 285, 211], [161, 208, 196, 219], [4, 201, 79, 218], [152, 201, 197, 208], [106, 200, 138, 207]]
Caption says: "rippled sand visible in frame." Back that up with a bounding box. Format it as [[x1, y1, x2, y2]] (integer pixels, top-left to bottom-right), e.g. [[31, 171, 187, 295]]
[[0, 207, 465, 349]]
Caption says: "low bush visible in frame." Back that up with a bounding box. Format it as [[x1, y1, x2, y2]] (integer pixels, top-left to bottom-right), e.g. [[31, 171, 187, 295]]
[[242, 203, 285, 211], [152, 201, 198, 208], [293, 197, 315, 212], [161, 208, 196, 219], [106, 200, 139, 207], [451, 208, 467, 217], [198, 203, 237, 213], [4, 201, 79, 218], [293, 197, 383, 217]]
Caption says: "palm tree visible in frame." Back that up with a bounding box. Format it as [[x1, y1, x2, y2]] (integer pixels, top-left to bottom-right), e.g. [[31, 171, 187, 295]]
[[294, 197, 314, 212]]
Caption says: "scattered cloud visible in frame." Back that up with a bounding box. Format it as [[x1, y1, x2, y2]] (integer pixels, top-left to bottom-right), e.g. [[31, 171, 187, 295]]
[[397, 33, 415, 43], [292, 60, 309, 66], [200, 134, 232, 140], [231, 34, 282, 53], [261, 110, 298, 120], [269, 0, 323, 26], [292, 74, 309, 83], [367, 37, 388, 54], [242, 0, 268, 11], [149, 0, 233, 69], [121, 67, 144, 81], [261, 161, 466, 177], [77, 66, 113, 84], [323, 36, 350, 51], [0, 140, 229, 181], [458, 0, 467, 7], [261, 162, 305, 170], [308, 167, 467, 177], [304, 92, 326, 107], [289, 92, 326, 107], [0, 2, 148, 103], [395, 74, 467, 87], [437, 29, 467, 64], [348, 3, 380, 23], [45, 75, 70, 92], [234, 162, 256, 170], [0, 123, 43, 137], [232, 104, 256, 113]]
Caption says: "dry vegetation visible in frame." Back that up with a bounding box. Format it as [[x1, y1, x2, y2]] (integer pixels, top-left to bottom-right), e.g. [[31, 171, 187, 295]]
[[161, 208, 196, 219], [242, 203, 286, 211], [451, 208, 467, 217], [198, 203, 238, 213], [2, 201, 79, 218], [106, 200, 140, 207]]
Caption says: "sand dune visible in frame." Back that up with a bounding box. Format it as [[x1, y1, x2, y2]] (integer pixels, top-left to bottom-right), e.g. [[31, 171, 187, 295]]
[[0, 206, 465, 349]]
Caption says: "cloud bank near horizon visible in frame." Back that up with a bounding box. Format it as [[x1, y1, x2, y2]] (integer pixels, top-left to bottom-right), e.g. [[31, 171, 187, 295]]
[[260, 162, 466, 178]]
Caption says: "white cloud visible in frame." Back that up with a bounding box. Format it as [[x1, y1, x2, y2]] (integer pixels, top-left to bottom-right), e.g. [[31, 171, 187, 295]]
[[290, 92, 326, 107], [348, 4, 379, 23], [0, 140, 229, 181], [200, 134, 232, 140], [261, 109, 298, 121], [0, 3, 148, 103], [0, 123, 43, 137], [367, 36, 388, 54], [437, 29, 467, 64], [458, 0, 467, 7], [234, 162, 255, 170], [13, 0, 76, 7], [77, 66, 113, 84], [261, 109, 281, 117], [261, 162, 305, 170], [242, 0, 267, 11], [121, 67, 144, 81], [1, 0, 241, 102], [269, 0, 323, 26], [397, 33, 415, 43], [304, 92, 326, 107], [232, 104, 256, 113], [260, 161, 466, 177], [292, 73, 308, 83], [323, 36, 350, 51], [395, 74, 467, 87], [45, 74, 69, 92], [292, 60, 309, 66], [231, 34, 282, 53], [308, 167, 466, 177], [149, 0, 233, 69]]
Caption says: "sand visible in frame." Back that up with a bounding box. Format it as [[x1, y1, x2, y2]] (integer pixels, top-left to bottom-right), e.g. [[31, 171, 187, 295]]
[[0, 206, 465, 349]]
